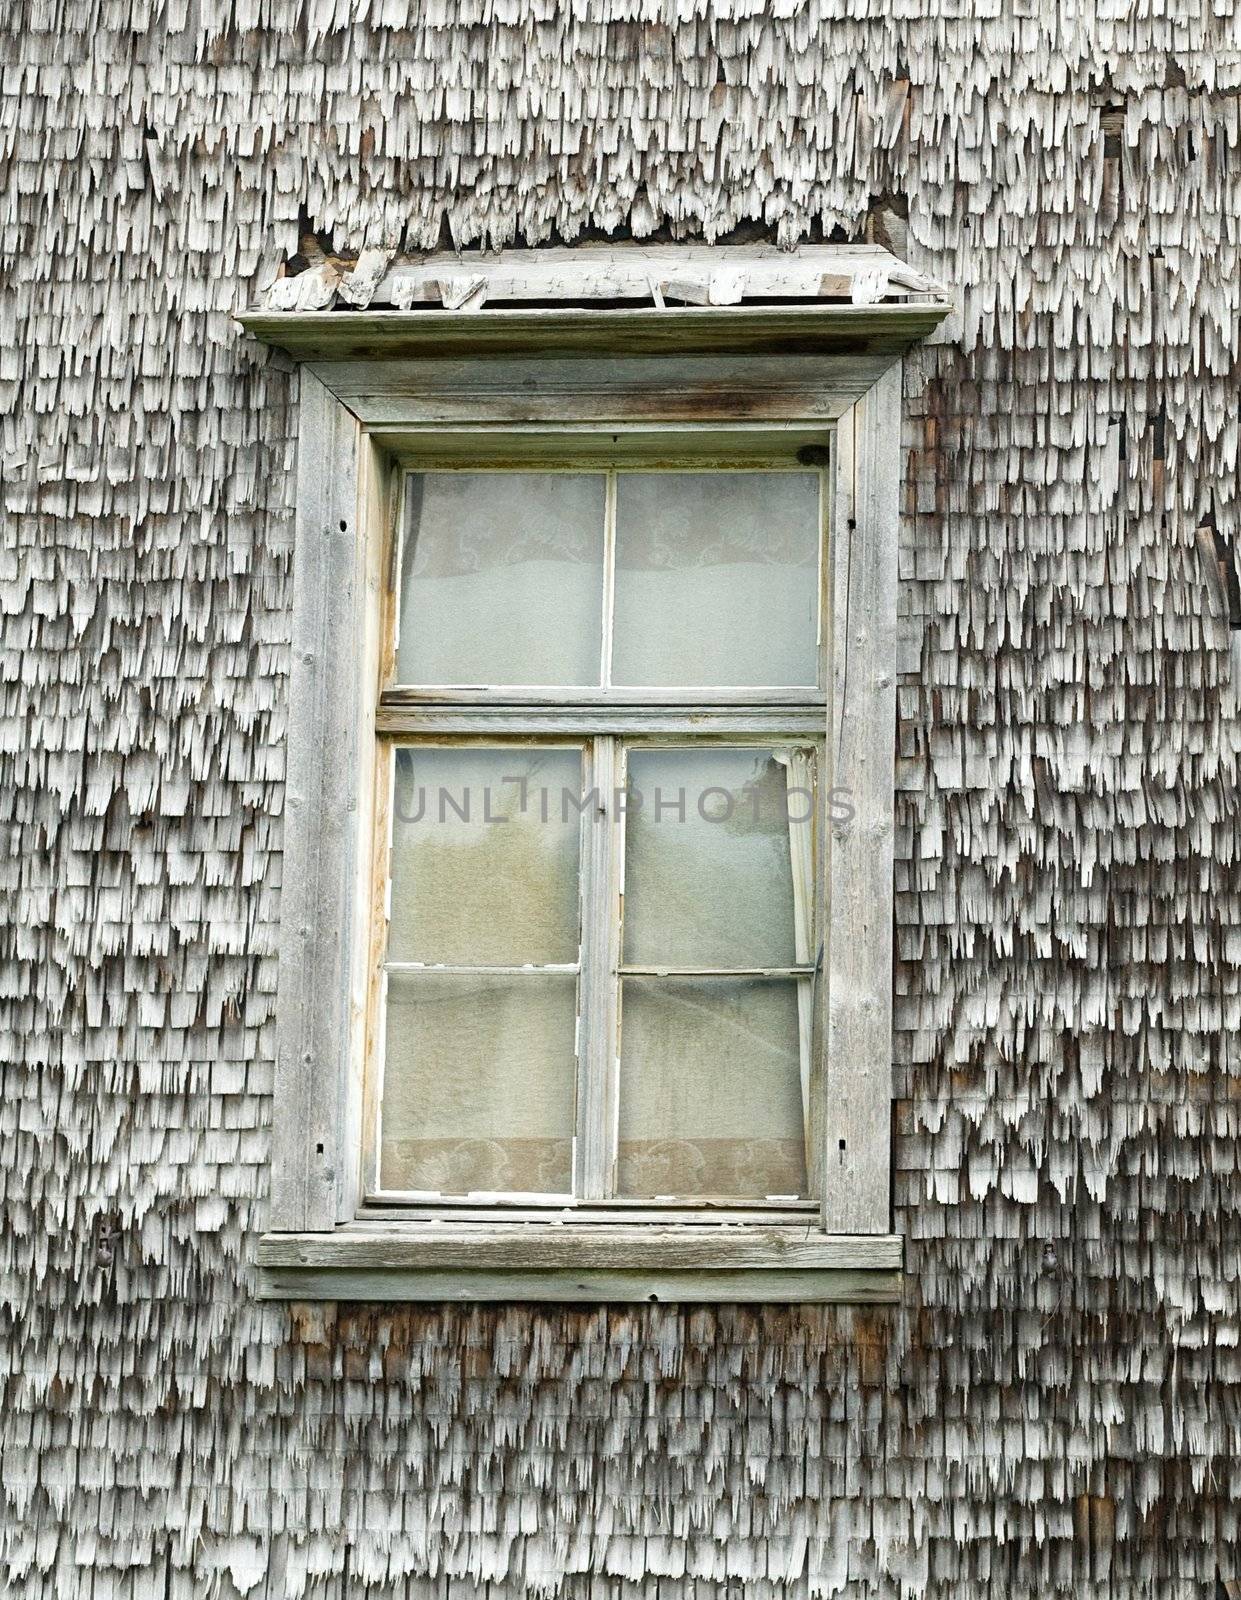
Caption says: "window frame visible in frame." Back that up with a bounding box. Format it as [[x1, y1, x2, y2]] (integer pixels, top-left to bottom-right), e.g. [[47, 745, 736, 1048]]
[[254, 333, 909, 1302]]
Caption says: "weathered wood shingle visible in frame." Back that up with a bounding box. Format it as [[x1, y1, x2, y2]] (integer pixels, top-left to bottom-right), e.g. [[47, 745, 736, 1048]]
[[2, 4, 1240, 1596]]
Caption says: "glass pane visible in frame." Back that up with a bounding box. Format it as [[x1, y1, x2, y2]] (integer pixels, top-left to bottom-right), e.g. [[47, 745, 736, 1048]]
[[617, 977, 807, 1198], [611, 472, 820, 687], [380, 972, 577, 1194], [397, 472, 606, 685], [388, 747, 582, 965], [623, 747, 812, 968]]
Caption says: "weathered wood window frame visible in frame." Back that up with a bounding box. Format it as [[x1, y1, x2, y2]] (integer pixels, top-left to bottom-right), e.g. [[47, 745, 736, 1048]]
[[244, 298, 940, 1302]]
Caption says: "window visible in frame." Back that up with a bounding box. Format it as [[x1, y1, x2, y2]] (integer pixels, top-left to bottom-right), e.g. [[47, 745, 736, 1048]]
[[373, 464, 826, 1211], [245, 244, 949, 1300]]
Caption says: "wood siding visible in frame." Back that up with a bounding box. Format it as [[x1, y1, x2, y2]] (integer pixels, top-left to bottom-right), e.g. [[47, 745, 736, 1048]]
[[3, 7, 1239, 1599]]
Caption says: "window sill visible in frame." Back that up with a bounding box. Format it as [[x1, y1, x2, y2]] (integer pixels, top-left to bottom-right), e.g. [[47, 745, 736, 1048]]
[[257, 1224, 902, 1303]]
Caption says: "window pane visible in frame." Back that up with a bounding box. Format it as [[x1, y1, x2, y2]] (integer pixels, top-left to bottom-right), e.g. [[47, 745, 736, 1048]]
[[611, 472, 820, 687], [623, 747, 812, 968], [388, 747, 582, 965], [397, 472, 606, 686], [380, 972, 577, 1194], [617, 977, 807, 1198]]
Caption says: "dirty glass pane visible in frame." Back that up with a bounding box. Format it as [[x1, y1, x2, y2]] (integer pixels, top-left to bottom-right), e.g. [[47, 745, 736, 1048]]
[[380, 973, 576, 1194], [616, 977, 807, 1198], [623, 747, 812, 968], [611, 471, 820, 687], [388, 747, 582, 965], [397, 472, 606, 685]]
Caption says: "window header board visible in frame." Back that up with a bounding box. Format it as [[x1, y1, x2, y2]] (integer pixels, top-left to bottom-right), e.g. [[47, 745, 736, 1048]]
[[238, 243, 952, 361]]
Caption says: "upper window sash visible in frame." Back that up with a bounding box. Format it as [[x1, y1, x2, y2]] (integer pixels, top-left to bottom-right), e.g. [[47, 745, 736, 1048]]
[[386, 457, 831, 702]]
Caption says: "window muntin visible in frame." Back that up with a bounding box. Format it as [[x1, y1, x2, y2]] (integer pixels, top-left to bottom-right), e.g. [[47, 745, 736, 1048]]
[[369, 459, 828, 1212]]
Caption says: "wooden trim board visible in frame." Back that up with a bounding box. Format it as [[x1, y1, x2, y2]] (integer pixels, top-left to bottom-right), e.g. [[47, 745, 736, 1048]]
[[239, 302, 948, 361], [308, 355, 899, 429], [258, 1265, 902, 1303], [257, 1227, 902, 1302], [260, 1225, 899, 1270], [822, 364, 901, 1233], [269, 371, 363, 1231]]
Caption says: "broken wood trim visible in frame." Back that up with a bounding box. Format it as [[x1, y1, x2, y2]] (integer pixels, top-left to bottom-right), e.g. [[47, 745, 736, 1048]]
[[238, 302, 949, 362], [259, 243, 951, 322], [323, 241, 946, 313]]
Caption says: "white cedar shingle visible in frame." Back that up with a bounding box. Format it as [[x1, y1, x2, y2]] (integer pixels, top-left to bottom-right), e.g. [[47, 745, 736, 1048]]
[[3, 7, 1241, 1597]]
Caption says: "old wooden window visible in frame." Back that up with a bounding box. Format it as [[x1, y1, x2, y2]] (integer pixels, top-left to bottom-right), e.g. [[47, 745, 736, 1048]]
[[243, 244, 950, 1300], [377, 462, 826, 1209]]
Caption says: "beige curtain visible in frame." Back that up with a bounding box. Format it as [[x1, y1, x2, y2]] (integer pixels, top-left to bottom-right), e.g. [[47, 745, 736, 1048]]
[[774, 748, 816, 1174]]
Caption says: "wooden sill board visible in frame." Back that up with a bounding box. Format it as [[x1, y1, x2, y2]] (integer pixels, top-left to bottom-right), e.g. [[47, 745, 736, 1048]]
[[257, 1227, 902, 1302]]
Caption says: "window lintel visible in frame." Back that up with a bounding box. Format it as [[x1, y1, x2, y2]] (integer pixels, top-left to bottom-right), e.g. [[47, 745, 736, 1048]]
[[238, 241, 951, 362]]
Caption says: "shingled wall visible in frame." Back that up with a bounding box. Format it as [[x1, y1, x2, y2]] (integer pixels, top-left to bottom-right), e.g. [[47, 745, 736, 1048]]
[[3, 6, 1241, 1597]]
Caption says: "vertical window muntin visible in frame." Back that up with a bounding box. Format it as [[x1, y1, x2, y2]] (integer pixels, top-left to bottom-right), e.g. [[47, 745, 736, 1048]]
[[368, 451, 829, 1212]]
